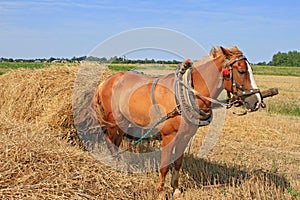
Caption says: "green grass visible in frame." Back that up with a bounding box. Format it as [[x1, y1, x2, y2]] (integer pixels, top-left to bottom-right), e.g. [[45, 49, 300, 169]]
[[107, 64, 137, 71], [266, 100, 300, 117], [0, 62, 50, 69], [107, 63, 176, 71], [1, 62, 299, 77], [288, 187, 300, 199], [108, 64, 300, 76], [0, 62, 51, 75], [253, 65, 300, 76]]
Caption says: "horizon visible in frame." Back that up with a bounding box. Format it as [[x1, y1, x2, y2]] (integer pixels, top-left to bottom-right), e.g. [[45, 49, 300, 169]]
[[2, 48, 300, 64]]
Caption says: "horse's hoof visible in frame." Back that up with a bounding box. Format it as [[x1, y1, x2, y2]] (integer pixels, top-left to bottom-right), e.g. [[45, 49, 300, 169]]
[[173, 188, 182, 199]]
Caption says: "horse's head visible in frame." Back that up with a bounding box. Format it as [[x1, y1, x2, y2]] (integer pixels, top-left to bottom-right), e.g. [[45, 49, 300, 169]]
[[212, 46, 262, 112]]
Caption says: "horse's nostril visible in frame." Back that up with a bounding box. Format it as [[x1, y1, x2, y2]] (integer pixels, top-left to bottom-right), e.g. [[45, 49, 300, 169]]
[[255, 101, 262, 110], [251, 101, 260, 111], [244, 97, 259, 111]]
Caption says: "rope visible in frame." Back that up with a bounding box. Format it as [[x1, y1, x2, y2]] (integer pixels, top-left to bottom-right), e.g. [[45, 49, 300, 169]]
[[133, 115, 167, 146], [177, 79, 228, 108], [113, 107, 179, 157]]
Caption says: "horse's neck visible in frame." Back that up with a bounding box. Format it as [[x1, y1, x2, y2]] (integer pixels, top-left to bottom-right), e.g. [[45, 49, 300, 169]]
[[192, 56, 224, 99]]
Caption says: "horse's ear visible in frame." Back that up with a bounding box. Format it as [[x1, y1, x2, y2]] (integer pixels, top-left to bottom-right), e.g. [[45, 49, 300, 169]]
[[220, 46, 230, 58], [210, 47, 218, 58]]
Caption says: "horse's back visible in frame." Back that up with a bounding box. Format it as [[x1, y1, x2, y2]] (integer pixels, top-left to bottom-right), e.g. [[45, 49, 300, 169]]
[[110, 72, 155, 126], [95, 70, 176, 128], [96, 71, 125, 104]]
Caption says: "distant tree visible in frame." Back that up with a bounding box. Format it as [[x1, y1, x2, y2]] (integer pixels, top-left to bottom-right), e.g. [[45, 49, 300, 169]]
[[287, 51, 300, 66], [77, 56, 86, 61], [271, 51, 300, 66], [99, 57, 108, 63], [256, 61, 267, 66], [48, 57, 56, 62], [173, 60, 180, 64]]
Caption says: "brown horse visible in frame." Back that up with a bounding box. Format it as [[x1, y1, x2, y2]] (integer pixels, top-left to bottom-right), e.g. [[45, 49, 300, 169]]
[[92, 46, 262, 195]]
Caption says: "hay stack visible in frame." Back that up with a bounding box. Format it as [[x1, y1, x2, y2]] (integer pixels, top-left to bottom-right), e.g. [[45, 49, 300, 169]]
[[0, 66, 76, 126], [0, 66, 79, 142], [0, 65, 158, 199]]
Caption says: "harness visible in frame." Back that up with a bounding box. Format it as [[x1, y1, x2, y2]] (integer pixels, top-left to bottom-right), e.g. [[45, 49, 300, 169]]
[[151, 77, 163, 119], [151, 60, 212, 127], [123, 63, 213, 149], [174, 65, 212, 126], [117, 56, 261, 153]]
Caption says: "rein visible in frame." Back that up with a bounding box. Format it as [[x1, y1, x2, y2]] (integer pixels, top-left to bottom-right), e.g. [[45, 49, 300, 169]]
[[177, 79, 227, 107]]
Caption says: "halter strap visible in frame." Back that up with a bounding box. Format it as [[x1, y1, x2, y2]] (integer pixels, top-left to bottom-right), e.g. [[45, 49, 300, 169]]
[[230, 55, 247, 66]]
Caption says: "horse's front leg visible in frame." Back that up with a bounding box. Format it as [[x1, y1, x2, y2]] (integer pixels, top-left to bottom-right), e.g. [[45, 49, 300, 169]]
[[156, 135, 175, 192], [171, 126, 197, 196], [171, 154, 183, 196], [157, 165, 169, 192]]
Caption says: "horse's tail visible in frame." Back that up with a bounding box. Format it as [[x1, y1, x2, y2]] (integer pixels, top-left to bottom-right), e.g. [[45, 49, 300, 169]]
[[92, 84, 117, 128]]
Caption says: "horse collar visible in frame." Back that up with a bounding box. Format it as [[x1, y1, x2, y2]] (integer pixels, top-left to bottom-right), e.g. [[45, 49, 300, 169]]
[[174, 66, 212, 127]]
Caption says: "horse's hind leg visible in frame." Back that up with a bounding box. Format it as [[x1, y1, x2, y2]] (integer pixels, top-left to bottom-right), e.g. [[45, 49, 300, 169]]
[[104, 126, 119, 155], [105, 126, 126, 157], [113, 128, 125, 155]]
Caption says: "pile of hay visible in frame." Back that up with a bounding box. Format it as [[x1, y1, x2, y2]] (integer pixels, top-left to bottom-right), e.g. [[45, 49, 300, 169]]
[[0, 66, 75, 129], [0, 65, 157, 199]]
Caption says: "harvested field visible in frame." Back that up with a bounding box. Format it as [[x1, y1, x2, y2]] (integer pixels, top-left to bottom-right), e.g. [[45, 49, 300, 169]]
[[0, 63, 299, 199]]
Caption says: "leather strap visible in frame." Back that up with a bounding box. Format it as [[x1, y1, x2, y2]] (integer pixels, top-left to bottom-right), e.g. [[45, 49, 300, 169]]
[[151, 78, 162, 119]]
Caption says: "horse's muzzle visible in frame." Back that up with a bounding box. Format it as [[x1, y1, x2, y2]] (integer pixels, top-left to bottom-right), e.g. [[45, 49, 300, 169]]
[[244, 93, 261, 112]]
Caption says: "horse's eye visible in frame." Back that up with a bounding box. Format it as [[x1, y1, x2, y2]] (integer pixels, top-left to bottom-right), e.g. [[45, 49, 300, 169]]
[[238, 70, 246, 75]]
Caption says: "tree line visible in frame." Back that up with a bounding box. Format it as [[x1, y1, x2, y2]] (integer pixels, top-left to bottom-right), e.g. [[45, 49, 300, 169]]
[[0, 56, 180, 64], [1, 50, 300, 66], [0, 56, 87, 63], [257, 50, 300, 67]]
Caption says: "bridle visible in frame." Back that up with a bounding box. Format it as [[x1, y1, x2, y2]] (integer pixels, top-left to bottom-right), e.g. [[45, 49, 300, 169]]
[[222, 55, 261, 109]]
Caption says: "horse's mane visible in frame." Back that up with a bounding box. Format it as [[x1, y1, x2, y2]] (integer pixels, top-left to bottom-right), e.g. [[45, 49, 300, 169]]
[[192, 46, 243, 67], [210, 46, 243, 67]]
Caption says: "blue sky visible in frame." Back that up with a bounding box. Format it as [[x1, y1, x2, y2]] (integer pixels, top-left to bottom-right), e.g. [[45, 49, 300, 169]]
[[0, 0, 299, 63]]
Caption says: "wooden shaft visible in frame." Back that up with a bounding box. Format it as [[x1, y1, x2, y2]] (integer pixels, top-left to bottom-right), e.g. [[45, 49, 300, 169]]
[[260, 88, 279, 98]]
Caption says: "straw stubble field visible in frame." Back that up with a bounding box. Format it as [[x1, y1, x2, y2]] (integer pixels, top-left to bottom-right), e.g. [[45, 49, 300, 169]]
[[0, 64, 299, 199]]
